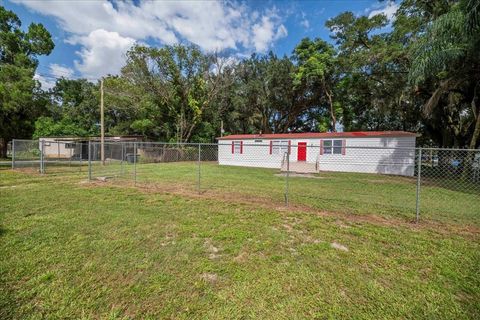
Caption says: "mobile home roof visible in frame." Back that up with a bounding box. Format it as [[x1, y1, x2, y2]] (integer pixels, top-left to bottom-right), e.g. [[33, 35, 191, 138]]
[[217, 131, 418, 140]]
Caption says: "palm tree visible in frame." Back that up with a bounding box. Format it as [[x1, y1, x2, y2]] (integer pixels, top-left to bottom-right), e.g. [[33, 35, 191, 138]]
[[410, 0, 480, 148]]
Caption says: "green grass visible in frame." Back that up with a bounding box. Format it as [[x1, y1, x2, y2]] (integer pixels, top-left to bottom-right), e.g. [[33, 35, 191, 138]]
[[1, 168, 479, 319], [107, 162, 480, 226]]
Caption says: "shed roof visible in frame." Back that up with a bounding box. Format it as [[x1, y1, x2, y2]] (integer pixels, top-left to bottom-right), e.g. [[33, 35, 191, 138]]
[[217, 131, 418, 140]]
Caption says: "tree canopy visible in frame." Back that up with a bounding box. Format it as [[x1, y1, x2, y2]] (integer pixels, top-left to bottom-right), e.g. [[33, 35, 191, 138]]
[[0, 5, 53, 156], [2, 1, 480, 150]]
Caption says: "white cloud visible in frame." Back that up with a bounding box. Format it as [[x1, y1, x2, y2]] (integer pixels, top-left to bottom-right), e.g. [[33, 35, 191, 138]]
[[34, 73, 55, 90], [34, 64, 75, 89], [69, 29, 136, 79], [298, 10, 311, 30], [252, 14, 288, 52], [49, 64, 74, 78], [13, 0, 288, 79], [275, 24, 288, 40], [300, 19, 310, 29], [368, 1, 399, 21]]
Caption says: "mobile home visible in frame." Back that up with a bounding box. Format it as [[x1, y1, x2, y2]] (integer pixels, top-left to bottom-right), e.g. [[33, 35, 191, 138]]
[[217, 131, 417, 176]]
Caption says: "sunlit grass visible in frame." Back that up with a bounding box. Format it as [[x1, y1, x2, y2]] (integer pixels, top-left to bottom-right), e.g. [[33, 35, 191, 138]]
[[1, 170, 479, 319], [124, 162, 479, 226]]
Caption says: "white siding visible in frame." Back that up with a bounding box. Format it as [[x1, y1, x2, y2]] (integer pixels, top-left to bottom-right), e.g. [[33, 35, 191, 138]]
[[39, 138, 76, 158], [317, 137, 416, 176], [218, 140, 282, 169], [218, 136, 416, 176]]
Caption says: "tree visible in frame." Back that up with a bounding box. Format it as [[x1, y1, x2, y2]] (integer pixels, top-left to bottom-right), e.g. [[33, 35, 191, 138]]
[[49, 78, 100, 135], [118, 45, 223, 142], [325, 9, 429, 138], [32, 116, 89, 138], [0, 5, 54, 157], [228, 53, 308, 134], [409, 0, 480, 148], [292, 38, 339, 132]]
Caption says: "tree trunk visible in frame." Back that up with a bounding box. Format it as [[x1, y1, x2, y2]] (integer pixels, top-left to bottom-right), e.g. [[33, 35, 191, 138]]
[[325, 89, 337, 132], [461, 88, 480, 179], [0, 138, 7, 158], [469, 85, 480, 149], [470, 112, 480, 149]]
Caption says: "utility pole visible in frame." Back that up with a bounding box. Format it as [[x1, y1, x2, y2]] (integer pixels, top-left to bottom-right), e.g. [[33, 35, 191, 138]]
[[100, 78, 105, 165], [220, 120, 224, 137]]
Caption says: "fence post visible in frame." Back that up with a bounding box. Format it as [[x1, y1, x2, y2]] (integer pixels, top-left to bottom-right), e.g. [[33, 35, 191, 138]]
[[88, 141, 92, 181], [415, 147, 422, 223], [197, 143, 201, 194], [79, 143, 82, 172], [121, 142, 124, 176], [40, 140, 45, 174], [134, 141, 137, 185], [11, 139, 15, 169], [285, 151, 289, 206], [69, 142, 72, 167]]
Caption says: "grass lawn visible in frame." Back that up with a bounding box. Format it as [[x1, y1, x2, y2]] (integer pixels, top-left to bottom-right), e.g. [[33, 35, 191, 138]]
[[101, 162, 480, 226], [1, 167, 479, 319]]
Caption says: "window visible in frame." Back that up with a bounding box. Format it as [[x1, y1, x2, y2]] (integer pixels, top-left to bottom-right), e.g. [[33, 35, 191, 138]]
[[65, 143, 76, 149], [271, 140, 289, 155], [232, 141, 243, 154], [322, 139, 343, 155]]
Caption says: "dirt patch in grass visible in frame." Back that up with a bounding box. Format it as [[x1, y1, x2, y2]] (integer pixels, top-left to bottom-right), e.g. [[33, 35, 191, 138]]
[[331, 242, 349, 252], [204, 239, 221, 260], [83, 179, 480, 238], [274, 173, 324, 179], [200, 273, 218, 284], [233, 250, 249, 263]]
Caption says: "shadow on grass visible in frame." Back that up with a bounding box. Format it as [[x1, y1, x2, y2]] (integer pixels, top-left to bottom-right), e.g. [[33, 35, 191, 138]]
[[0, 225, 7, 237], [0, 226, 21, 320]]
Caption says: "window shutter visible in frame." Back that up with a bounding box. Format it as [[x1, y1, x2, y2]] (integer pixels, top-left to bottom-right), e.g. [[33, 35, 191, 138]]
[[269, 141, 273, 154], [288, 140, 291, 154], [240, 141, 243, 154], [320, 140, 324, 155], [342, 139, 346, 155], [231, 141, 234, 154]]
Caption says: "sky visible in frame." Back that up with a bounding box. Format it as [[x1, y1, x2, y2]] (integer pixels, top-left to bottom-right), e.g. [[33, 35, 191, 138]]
[[3, 0, 399, 89]]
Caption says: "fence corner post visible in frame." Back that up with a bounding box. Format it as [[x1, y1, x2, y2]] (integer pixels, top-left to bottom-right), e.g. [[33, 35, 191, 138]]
[[415, 147, 422, 223], [88, 141, 92, 181], [197, 143, 201, 194], [11, 139, 15, 170]]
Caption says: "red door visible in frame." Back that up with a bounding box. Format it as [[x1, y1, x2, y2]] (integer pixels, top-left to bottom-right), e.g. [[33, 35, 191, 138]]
[[297, 142, 307, 161]]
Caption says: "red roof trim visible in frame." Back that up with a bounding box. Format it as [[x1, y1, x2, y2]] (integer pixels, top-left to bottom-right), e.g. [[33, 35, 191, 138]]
[[217, 131, 418, 140]]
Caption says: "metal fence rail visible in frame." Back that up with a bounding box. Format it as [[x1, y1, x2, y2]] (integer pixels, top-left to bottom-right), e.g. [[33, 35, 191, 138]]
[[10, 139, 480, 223]]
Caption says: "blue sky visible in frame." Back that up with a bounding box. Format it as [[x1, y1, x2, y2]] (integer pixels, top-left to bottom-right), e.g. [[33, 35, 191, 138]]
[[3, 0, 398, 88]]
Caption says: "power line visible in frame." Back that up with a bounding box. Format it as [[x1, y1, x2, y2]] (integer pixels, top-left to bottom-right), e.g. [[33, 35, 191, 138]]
[[35, 64, 82, 78], [34, 71, 97, 83]]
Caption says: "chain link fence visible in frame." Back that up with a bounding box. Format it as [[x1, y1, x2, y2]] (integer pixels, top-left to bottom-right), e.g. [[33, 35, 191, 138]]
[[11, 139, 88, 174], [88, 141, 136, 181], [10, 139, 480, 224], [11, 139, 41, 172]]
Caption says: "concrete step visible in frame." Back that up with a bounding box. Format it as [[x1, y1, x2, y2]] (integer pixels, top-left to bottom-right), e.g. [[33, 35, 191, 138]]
[[281, 161, 318, 173]]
